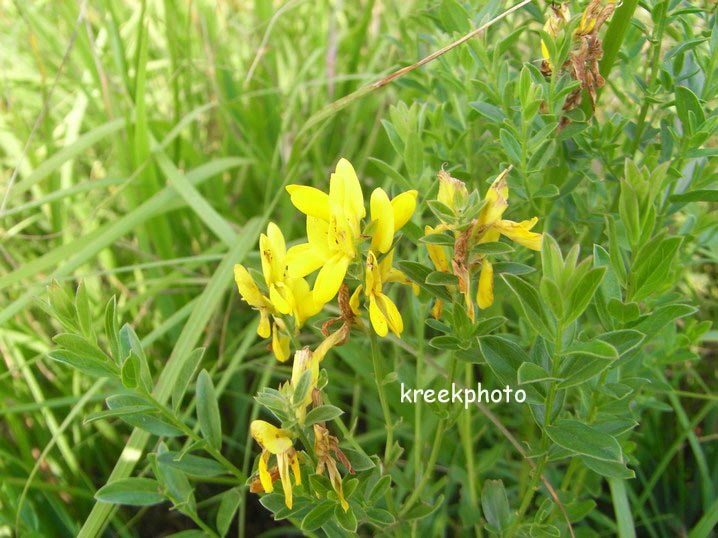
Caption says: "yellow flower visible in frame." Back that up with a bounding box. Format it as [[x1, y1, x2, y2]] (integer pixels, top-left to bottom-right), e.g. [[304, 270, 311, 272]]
[[234, 223, 322, 362], [541, 3, 571, 68], [437, 170, 468, 215], [473, 169, 543, 309], [233, 264, 273, 338], [477, 259, 494, 310], [423, 224, 452, 319], [353, 251, 404, 337], [286, 158, 366, 305], [250, 420, 301, 509], [369, 187, 417, 254], [291, 347, 320, 424]]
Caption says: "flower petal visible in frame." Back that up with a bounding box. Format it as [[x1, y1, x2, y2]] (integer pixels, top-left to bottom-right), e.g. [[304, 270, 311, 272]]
[[370, 188, 394, 253], [495, 218, 542, 251], [233, 264, 265, 307], [477, 260, 494, 310], [376, 293, 403, 336], [391, 189, 418, 231], [277, 452, 292, 509], [477, 168, 510, 226], [285, 185, 331, 221], [269, 284, 292, 315], [312, 254, 349, 305], [368, 294, 388, 337], [424, 226, 450, 272], [250, 420, 293, 454], [259, 223, 286, 285], [272, 324, 291, 362], [288, 277, 322, 326], [258, 309, 271, 338], [258, 451, 274, 493], [332, 158, 365, 221], [349, 285, 363, 315], [287, 243, 325, 278], [290, 451, 301, 486]]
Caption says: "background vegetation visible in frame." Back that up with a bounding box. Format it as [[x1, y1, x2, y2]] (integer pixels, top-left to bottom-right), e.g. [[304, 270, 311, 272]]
[[1, 0, 717, 536]]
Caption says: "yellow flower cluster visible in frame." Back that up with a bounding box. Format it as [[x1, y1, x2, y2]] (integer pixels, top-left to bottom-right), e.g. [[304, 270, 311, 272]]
[[426, 169, 543, 319], [234, 158, 417, 361], [240, 157, 416, 510]]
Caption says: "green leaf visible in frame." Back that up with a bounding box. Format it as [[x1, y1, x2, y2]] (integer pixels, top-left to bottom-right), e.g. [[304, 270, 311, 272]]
[[558, 342, 619, 389], [397, 261, 453, 302], [119, 324, 146, 364], [425, 271, 459, 286], [104, 296, 120, 363], [563, 340, 618, 360], [565, 267, 605, 324], [47, 280, 79, 331], [631, 304, 697, 339], [493, 262, 536, 275], [629, 236, 682, 302], [420, 232, 454, 245], [545, 419, 622, 462], [292, 369, 313, 407], [172, 347, 205, 411], [156, 452, 227, 477], [482, 480, 512, 531], [155, 444, 195, 511], [48, 349, 118, 378], [501, 274, 555, 339], [517, 363, 557, 385], [216, 489, 241, 536], [473, 316, 507, 336], [53, 334, 110, 364], [368, 475, 392, 504], [342, 448, 375, 472], [121, 351, 141, 390], [597, 330, 645, 356], [430, 335, 462, 351], [607, 299, 640, 323], [196, 369, 222, 450], [478, 336, 527, 386], [403, 495, 444, 520], [75, 281, 93, 338], [472, 242, 515, 255], [500, 128, 522, 164], [540, 278, 564, 320], [301, 501, 336, 532], [582, 457, 635, 479], [366, 507, 396, 526], [95, 478, 165, 506], [427, 200, 455, 223], [304, 405, 343, 426], [675, 86, 705, 135], [541, 234, 563, 283], [334, 505, 357, 532], [106, 395, 183, 437], [669, 189, 718, 203], [84, 405, 156, 425]]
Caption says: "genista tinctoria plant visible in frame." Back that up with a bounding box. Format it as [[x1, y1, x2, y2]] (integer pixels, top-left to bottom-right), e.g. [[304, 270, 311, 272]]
[[232, 158, 543, 529]]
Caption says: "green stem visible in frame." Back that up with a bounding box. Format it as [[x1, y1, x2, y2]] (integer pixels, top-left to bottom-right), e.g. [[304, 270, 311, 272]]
[[459, 363, 482, 537], [145, 390, 246, 481], [629, 0, 668, 155], [370, 330, 395, 468], [398, 353, 459, 518], [512, 322, 563, 531]]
